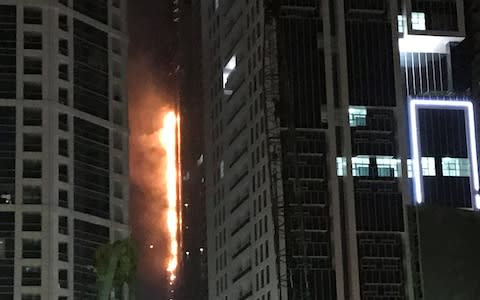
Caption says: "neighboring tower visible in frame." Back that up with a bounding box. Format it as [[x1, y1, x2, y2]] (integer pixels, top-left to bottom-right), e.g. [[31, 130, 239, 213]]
[[0, 0, 129, 299], [176, 0, 209, 299], [201, 0, 473, 300]]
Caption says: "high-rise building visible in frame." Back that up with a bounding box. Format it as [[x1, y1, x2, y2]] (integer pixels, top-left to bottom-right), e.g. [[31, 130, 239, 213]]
[[200, 0, 478, 299], [0, 0, 129, 299], [176, 0, 209, 299]]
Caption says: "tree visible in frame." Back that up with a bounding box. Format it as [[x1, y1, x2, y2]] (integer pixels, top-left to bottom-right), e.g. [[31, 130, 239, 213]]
[[96, 237, 137, 300]]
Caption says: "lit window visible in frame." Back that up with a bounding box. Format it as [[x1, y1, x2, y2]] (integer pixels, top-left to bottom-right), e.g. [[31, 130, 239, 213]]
[[421, 157, 436, 176], [215, 0, 220, 10], [352, 156, 370, 176], [376, 156, 401, 177], [336, 157, 347, 176], [220, 160, 224, 179], [349, 107, 367, 127], [223, 55, 237, 94], [411, 12, 426, 30], [407, 159, 413, 178], [442, 157, 470, 177], [398, 15, 405, 33]]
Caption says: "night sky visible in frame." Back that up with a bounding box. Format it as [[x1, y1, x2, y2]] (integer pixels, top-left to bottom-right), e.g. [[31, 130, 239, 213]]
[[128, 0, 176, 299]]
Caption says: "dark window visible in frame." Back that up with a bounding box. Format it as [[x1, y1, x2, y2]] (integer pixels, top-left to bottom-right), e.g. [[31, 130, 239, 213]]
[[113, 132, 122, 150], [112, 0, 120, 8], [24, 32, 42, 50], [24, 82, 42, 100], [59, 15, 68, 31], [59, 39, 68, 56], [24, 108, 42, 126], [59, 64, 68, 81], [22, 239, 41, 259], [58, 243, 68, 261], [24, 57, 42, 75], [22, 266, 41, 286], [74, 20, 109, 119], [73, 0, 108, 24], [58, 114, 68, 131], [22, 213, 41, 231], [23, 186, 41, 204], [59, 139, 68, 157], [0, 107, 15, 205], [59, 88, 68, 105], [74, 118, 110, 218], [59, 0, 68, 6], [59, 190, 68, 208], [59, 269, 68, 289], [24, 7, 42, 24], [59, 165, 68, 183], [0, 212, 14, 297], [74, 220, 109, 299], [22, 295, 40, 300], [59, 216, 68, 235], [113, 157, 122, 174], [23, 133, 42, 152], [0, 6, 17, 100], [23, 160, 42, 178]]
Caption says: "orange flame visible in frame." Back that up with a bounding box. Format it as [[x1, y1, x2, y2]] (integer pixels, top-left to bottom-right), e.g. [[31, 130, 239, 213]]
[[159, 111, 179, 284]]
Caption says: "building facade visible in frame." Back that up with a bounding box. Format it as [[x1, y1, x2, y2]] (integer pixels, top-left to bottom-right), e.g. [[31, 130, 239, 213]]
[[201, 0, 476, 299], [0, 0, 129, 299]]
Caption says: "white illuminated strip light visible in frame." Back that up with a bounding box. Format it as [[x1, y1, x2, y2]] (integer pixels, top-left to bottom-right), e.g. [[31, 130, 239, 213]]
[[409, 98, 480, 209]]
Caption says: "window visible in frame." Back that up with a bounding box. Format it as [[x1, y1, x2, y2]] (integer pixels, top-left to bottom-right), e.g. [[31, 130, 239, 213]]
[[59, 165, 68, 182], [411, 12, 426, 30], [59, 64, 68, 81], [22, 295, 41, 300], [59, 139, 68, 157], [336, 157, 347, 176], [59, 269, 68, 288], [58, 114, 68, 131], [407, 159, 413, 178], [349, 106, 367, 127], [58, 190, 68, 208], [442, 157, 470, 177], [215, 0, 219, 10], [113, 157, 123, 174], [397, 15, 405, 33], [23, 160, 42, 178], [22, 266, 41, 286], [113, 132, 123, 150], [24, 57, 42, 75], [24, 108, 42, 126], [24, 32, 42, 50], [59, 15, 68, 31], [113, 108, 123, 125], [24, 82, 42, 100], [22, 239, 41, 258], [59, 0, 68, 6], [59, 39, 68, 56], [113, 0, 121, 8], [376, 156, 401, 177], [223, 55, 237, 93], [113, 84, 122, 102], [23, 134, 42, 152], [352, 156, 370, 176], [114, 182, 123, 199], [23, 213, 42, 231], [421, 157, 436, 176], [59, 88, 68, 105], [59, 216, 68, 235], [23, 186, 41, 204], [58, 243, 68, 262], [24, 7, 42, 24]]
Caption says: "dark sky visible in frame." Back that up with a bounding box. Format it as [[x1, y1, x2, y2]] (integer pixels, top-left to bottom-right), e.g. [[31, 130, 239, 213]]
[[128, 0, 176, 299]]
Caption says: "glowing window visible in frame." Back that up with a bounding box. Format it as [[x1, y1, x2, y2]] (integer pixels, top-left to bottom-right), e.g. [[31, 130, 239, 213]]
[[407, 159, 413, 178], [376, 157, 401, 177], [442, 158, 470, 177], [421, 157, 436, 176], [223, 55, 237, 91], [412, 12, 426, 30], [348, 107, 367, 127], [352, 156, 370, 177], [398, 15, 405, 33], [336, 157, 347, 176]]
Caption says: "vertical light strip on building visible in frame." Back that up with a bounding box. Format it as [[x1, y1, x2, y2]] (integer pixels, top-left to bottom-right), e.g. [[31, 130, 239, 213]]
[[160, 111, 180, 283]]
